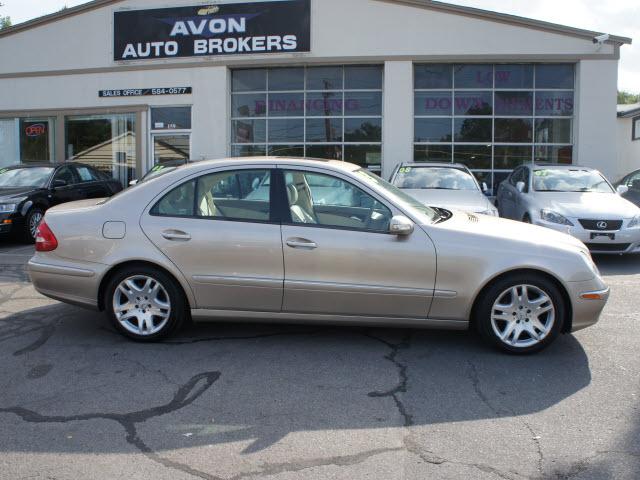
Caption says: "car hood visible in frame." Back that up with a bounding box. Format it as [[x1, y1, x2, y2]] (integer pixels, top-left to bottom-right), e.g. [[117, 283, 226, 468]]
[[403, 189, 492, 213], [531, 192, 640, 219], [430, 209, 587, 253], [0, 186, 38, 200]]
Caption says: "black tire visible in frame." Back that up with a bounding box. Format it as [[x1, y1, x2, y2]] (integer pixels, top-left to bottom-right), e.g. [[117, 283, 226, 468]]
[[104, 265, 187, 342], [475, 273, 565, 354], [22, 207, 45, 243], [522, 214, 532, 224]]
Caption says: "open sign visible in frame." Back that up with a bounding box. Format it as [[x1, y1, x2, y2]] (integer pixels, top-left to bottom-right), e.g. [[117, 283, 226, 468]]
[[25, 123, 46, 137]]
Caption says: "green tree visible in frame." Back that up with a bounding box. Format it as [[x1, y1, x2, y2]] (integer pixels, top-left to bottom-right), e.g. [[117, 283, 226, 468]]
[[0, 2, 10, 31], [618, 90, 640, 105]]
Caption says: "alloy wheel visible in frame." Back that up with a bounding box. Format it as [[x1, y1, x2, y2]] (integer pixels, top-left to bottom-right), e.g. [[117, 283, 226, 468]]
[[490, 284, 555, 348], [29, 211, 43, 239], [112, 275, 171, 336]]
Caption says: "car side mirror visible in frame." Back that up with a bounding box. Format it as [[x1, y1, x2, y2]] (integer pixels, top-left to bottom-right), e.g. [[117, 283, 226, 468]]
[[52, 179, 67, 189], [616, 185, 629, 195], [389, 215, 414, 236], [481, 182, 490, 194], [516, 181, 525, 193], [129, 179, 139, 186]]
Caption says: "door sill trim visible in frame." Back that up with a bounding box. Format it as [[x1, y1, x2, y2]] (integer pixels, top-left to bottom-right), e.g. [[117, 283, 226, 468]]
[[191, 309, 468, 330]]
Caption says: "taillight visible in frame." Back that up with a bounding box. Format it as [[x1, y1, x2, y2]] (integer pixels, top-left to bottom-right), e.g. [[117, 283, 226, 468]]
[[35, 220, 58, 252]]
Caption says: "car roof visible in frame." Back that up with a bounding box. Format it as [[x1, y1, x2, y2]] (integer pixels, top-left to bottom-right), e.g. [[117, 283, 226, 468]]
[[529, 163, 592, 170], [398, 162, 469, 169], [172, 157, 362, 175]]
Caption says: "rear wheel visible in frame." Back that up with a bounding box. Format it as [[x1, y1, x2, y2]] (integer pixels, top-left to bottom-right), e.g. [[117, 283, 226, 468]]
[[476, 274, 565, 354], [23, 207, 44, 243], [105, 266, 186, 341], [522, 214, 532, 223]]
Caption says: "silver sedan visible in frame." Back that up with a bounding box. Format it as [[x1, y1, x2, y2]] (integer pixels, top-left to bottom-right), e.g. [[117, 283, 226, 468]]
[[389, 163, 498, 216], [497, 164, 640, 254], [28, 158, 609, 353]]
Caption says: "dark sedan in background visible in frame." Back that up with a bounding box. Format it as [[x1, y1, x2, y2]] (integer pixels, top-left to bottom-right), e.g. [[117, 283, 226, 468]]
[[615, 169, 640, 207], [0, 163, 122, 242]]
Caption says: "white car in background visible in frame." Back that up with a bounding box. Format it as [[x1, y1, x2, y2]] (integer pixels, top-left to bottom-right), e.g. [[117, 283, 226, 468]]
[[496, 164, 640, 254], [389, 163, 498, 216]]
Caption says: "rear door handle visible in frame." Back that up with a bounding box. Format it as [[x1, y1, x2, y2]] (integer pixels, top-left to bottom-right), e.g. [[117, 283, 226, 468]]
[[161, 230, 191, 241], [286, 238, 317, 249]]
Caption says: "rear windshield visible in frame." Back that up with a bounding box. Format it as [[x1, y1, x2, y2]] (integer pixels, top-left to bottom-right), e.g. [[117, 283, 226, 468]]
[[532, 169, 613, 193]]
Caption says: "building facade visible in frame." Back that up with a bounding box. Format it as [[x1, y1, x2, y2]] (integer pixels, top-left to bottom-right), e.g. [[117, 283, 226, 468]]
[[0, 0, 631, 188], [617, 103, 640, 180]]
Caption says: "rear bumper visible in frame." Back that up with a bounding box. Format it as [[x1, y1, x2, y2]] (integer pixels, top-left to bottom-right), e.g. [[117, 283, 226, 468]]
[[28, 258, 102, 310], [566, 276, 610, 332]]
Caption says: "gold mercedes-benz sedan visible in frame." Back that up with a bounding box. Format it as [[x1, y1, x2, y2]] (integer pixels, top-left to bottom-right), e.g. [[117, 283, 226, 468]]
[[27, 158, 609, 353]]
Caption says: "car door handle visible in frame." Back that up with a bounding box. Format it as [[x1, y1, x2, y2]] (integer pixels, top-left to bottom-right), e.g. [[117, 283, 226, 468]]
[[286, 238, 317, 249], [161, 230, 191, 241]]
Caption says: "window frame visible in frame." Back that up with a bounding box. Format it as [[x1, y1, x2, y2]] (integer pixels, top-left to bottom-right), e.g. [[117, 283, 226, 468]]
[[280, 167, 395, 234], [633, 116, 640, 141], [149, 167, 280, 225], [230, 66, 384, 172], [413, 63, 576, 189]]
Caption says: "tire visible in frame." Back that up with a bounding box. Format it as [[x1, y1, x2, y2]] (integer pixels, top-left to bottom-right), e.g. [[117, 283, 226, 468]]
[[475, 273, 565, 354], [523, 214, 532, 224], [22, 207, 45, 243], [105, 265, 187, 342]]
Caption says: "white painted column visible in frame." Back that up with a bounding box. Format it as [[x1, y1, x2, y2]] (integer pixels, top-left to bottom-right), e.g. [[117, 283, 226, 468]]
[[190, 66, 229, 161], [575, 59, 619, 180], [382, 61, 414, 180]]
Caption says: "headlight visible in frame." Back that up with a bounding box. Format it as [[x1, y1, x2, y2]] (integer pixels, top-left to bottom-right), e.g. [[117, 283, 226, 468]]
[[540, 209, 574, 226], [628, 215, 640, 228], [0, 203, 17, 214]]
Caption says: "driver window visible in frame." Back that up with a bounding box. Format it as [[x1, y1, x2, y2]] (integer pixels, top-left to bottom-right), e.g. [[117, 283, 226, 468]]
[[627, 172, 640, 191], [53, 166, 77, 185], [283, 170, 392, 232]]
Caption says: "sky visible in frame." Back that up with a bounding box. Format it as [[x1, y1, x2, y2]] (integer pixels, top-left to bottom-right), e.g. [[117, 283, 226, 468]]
[[0, 0, 638, 92]]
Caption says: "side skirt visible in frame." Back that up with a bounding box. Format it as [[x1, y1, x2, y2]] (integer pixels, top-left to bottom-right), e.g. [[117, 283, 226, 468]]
[[190, 309, 469, 330]]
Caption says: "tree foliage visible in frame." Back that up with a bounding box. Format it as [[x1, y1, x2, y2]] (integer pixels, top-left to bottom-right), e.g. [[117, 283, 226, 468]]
[[618, 91, 640, 105]]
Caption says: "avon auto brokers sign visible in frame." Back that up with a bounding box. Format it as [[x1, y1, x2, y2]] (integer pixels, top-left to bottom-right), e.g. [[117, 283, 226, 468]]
[[113, 0, 310, 61]]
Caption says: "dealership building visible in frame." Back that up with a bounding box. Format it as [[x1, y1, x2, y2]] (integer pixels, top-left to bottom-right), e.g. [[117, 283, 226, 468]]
[[0, 0, 632, 188]]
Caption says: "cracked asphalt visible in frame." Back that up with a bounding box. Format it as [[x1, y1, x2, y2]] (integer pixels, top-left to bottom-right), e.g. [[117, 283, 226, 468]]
[[0, 240, 638, 480]]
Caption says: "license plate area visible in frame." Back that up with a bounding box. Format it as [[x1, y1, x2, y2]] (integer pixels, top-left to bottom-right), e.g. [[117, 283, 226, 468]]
[[590, 232, 615, 240]]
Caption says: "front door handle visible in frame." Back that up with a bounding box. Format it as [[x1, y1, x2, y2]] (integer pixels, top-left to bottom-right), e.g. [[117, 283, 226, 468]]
[[286, 238, 317, 249], [161, 230, 191, 241]]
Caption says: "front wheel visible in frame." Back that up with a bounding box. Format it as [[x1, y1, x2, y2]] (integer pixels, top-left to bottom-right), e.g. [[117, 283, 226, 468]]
[[23, 207, 44, 243], [476, 274, 565, 354], [105, 266, 186, 341]]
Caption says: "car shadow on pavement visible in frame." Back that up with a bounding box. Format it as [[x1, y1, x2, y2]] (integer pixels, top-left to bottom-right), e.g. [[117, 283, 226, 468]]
[[593, 254, 640, 276], [0, 301, 592, 457]]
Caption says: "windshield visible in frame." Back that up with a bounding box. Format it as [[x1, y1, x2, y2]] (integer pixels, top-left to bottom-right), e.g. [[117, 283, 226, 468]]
[[392, 166, 479, 191], [532, 169, 614, 193], [0, 167, 53, 188], [353, 169, 440, 223]]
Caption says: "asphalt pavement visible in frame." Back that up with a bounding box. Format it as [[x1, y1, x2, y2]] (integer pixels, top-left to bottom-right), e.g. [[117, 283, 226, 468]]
[[0, 239, 638, 480]]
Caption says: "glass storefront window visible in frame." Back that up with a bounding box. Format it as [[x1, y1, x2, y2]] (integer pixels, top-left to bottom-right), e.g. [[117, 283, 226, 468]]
[[231, 65, 383, 171], [66, 113, 136, 186], [153, 135, 190, 165], [414, 63, 575, 190], [0, 118, 55, 167]]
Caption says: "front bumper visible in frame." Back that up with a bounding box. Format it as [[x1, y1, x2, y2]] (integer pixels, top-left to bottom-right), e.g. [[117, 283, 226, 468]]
[[566, 276, 610, 332], [533, 219, 640, 254], [0, 212, 21, 235]]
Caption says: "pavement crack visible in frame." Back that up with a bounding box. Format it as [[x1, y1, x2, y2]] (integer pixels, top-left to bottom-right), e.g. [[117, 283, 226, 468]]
[[364, 331, 413, 427], [0, 371, 222, 480], [467, 360, 544, 477]]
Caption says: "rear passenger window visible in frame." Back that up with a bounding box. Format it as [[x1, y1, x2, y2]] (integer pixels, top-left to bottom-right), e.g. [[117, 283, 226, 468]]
[[151, 180, 195, 217], [196, 170, 270, 221], [76, 166, 99, 182]]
